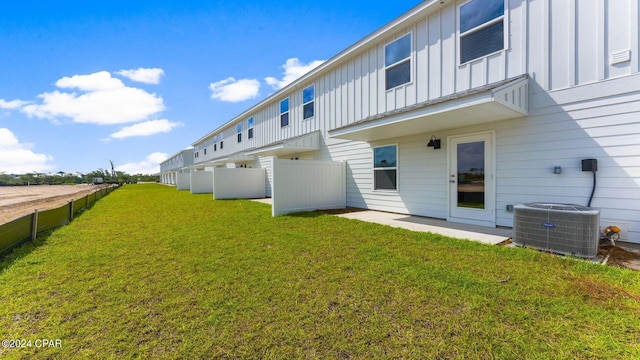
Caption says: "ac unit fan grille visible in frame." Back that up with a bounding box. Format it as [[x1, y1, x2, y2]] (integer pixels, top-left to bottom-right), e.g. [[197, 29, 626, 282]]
[[513, 203, 600, 258]]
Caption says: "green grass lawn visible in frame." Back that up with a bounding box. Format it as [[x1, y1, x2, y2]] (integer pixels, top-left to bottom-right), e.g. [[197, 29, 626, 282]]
[[1, 184, 639, 359]]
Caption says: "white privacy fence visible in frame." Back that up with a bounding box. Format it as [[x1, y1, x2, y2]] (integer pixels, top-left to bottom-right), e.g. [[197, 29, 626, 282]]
[[272, 159, 346, 216], [190, 171, 213, 194], [176, 173, 191, 190], [212, 168, 266, 199]]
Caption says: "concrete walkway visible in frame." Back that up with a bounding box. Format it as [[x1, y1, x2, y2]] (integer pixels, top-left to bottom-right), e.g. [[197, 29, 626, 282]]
[[249, 199, 511, 245], [335, 210, 512, 245]]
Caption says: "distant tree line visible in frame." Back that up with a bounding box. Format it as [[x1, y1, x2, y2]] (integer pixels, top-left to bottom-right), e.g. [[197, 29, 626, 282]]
[[0, 170, 159, 186]]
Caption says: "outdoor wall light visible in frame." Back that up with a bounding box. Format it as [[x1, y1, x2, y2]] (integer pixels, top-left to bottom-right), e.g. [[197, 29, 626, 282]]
[[427, 136, 441, 149]]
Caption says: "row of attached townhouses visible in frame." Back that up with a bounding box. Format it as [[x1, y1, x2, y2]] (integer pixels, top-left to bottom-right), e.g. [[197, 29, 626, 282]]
[[160, 0, 640, 244]]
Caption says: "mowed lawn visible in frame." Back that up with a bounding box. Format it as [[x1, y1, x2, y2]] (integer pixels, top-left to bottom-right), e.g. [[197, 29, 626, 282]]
[[1, 184, 639, 359]]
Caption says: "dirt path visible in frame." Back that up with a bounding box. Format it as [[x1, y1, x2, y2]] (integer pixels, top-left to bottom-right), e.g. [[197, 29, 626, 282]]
[[0, 184, 111, 225]]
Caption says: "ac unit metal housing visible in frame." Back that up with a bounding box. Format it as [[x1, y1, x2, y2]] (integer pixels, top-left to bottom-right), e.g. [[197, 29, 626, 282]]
[[513, 203, 600, 258]]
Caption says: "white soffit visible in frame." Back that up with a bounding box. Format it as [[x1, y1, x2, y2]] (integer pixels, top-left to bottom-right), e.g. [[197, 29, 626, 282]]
[[329, 76, 529, 142], [245, 131, 321, 157]]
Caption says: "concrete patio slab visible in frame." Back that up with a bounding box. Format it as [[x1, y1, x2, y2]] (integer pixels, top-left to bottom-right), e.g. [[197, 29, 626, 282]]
[[335, 210, 512, 245]]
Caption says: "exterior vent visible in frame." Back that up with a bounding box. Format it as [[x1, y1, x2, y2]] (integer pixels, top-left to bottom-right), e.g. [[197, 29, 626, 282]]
[[513, 203, 600, 258]]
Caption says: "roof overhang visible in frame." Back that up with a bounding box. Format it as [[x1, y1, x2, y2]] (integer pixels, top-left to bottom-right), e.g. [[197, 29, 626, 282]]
[[211, 152, 257, 165], [329, 75, 529, 142], [245, 131, 321, 157]]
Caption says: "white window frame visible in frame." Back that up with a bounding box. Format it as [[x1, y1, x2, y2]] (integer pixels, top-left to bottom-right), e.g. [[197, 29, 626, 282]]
[[458, 0, 508, 65], [384, 33, 413, 91], [237, 123, 242, 143], [302, 84, 315, 120], [372, 144, 399, 192], [248, 117, 254, 139], [280, 98, 290, 127]]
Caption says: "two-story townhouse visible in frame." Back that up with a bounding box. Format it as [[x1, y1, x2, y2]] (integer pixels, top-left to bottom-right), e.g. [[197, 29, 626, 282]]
[[182, 0, 640, 243], [159, 148, 194, 186]]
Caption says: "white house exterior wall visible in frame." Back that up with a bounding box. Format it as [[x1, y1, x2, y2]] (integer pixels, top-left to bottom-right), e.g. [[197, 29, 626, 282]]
[[183, 0, 640, 241]]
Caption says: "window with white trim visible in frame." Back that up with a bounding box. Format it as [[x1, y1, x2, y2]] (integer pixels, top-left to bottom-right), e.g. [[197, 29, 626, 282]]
[[213, 136, 217, 151], [248, 117, 254, 139], [302, 85, 314, 119], [385, 34, 411, 90], [220, 133, 224, 149], [237, 123, 242, 143], [373, 145, 397, 190], [280, 98, 289, 127], [459, 0, 505, 64]]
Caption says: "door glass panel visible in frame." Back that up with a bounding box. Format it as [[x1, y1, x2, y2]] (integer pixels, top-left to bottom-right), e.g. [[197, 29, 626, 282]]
[[457, 141, 485, 209]]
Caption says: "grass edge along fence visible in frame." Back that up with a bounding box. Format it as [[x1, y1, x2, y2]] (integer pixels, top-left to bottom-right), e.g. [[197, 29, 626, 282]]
[[0, 185, 119, 255]]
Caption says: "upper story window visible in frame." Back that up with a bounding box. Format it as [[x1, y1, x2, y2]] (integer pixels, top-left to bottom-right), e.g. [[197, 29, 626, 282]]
[[385, 34, 411, 90], [302, 85, 315, 119], [280, 98, 289, 127], [459, 0, 505, 64], [213, 136, 217, 151], [373, 145, 398, 190], [220, 133, 224, 149], [248, 117, 254, 139], [237, 124, 242, 143]]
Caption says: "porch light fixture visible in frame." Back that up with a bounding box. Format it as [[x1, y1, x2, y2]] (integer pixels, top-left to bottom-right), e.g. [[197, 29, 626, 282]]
[[427, 136, 441, 149]]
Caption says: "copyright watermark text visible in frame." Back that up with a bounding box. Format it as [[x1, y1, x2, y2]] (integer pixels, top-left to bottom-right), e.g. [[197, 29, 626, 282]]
[[2, 338, 63, 349]]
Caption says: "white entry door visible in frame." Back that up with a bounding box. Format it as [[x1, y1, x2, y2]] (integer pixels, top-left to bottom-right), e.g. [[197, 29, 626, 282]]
[[448, 132, 495, 226]]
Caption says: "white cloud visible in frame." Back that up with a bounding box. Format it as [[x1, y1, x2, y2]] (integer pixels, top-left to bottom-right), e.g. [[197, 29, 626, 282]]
[[265, 58, 325, 90], [0, 128, 54, 174], [108, 119, 183, 140], [0, 99, 29, 110], [116, 68, 165, 85], [19, 71, 165, 125], [209, 77, 260, 102], [116, 152, 168, 175], [56, 71, 125, 91]]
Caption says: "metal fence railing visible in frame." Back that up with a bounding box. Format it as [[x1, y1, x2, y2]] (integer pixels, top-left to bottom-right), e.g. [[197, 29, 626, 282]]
[[0, 185, 119, 255]]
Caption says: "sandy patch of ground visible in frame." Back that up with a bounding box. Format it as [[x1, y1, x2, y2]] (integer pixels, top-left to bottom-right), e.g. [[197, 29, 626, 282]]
[[0, 184, 110, 225]]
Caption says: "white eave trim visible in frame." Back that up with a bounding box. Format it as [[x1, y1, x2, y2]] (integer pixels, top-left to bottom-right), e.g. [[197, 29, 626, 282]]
[[329, 75, 529, 142], [245, 131, 321, 157]]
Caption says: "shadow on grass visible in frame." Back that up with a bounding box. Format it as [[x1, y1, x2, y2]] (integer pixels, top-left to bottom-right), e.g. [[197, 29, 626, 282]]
[[0, 207, 92, 274], [0, 230, 55, 273]]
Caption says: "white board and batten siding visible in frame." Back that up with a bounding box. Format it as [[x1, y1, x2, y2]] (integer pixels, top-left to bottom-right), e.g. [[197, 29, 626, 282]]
[[212, 168, 266, 200], [190, 171, 213, 194], [271, 159, 346, 216]]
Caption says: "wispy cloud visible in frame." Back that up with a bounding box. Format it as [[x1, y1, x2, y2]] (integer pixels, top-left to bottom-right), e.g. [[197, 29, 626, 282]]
[[116, 68, 165, 84], [265, 58, 325, 90], [0, 99, 29, 110], [209, 77, 260, 102], [108, 119, 183, 140], [0, 128, 54, 173], [116, 152, 168, 175], [16, 71, 165, 125]]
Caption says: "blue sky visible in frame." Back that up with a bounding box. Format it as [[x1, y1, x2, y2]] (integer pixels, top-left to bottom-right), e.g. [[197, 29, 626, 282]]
[[0, 0, 422, 175]]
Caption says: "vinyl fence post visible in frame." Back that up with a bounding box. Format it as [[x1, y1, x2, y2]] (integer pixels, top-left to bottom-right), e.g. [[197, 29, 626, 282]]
[[69, 200, 74, 222], [31, 209, 38, 241]]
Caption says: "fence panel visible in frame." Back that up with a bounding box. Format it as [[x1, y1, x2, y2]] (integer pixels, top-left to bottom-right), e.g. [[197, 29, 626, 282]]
[[191, 171, 213, 194], [37, 205, 70, 233], [73, 198, 86, 215], [272, 159, 346, 216], [0, 214, 32, 254], [213, 168, 266, 200]]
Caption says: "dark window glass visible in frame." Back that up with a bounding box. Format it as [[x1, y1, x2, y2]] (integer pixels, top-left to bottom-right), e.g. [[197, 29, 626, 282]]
[[385, 34, 411, 66], [374, 170, 397, 190], [280, 98, 289, 113], [460, 21, 504, 63], [220, 141, 224, 149], [237, 133, 242, 143], [280, 112, 289, 127], [303, 85, 314, 103], [303, 103, 314, 119], [385, 60, 411, 90], [248, 128, 254, 139], [374, 145, 397, 167], [460, 0, 504, 33]]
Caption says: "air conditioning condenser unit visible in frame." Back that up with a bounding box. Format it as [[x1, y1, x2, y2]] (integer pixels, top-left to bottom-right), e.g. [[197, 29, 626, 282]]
[[513, 203, 600, 258]]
